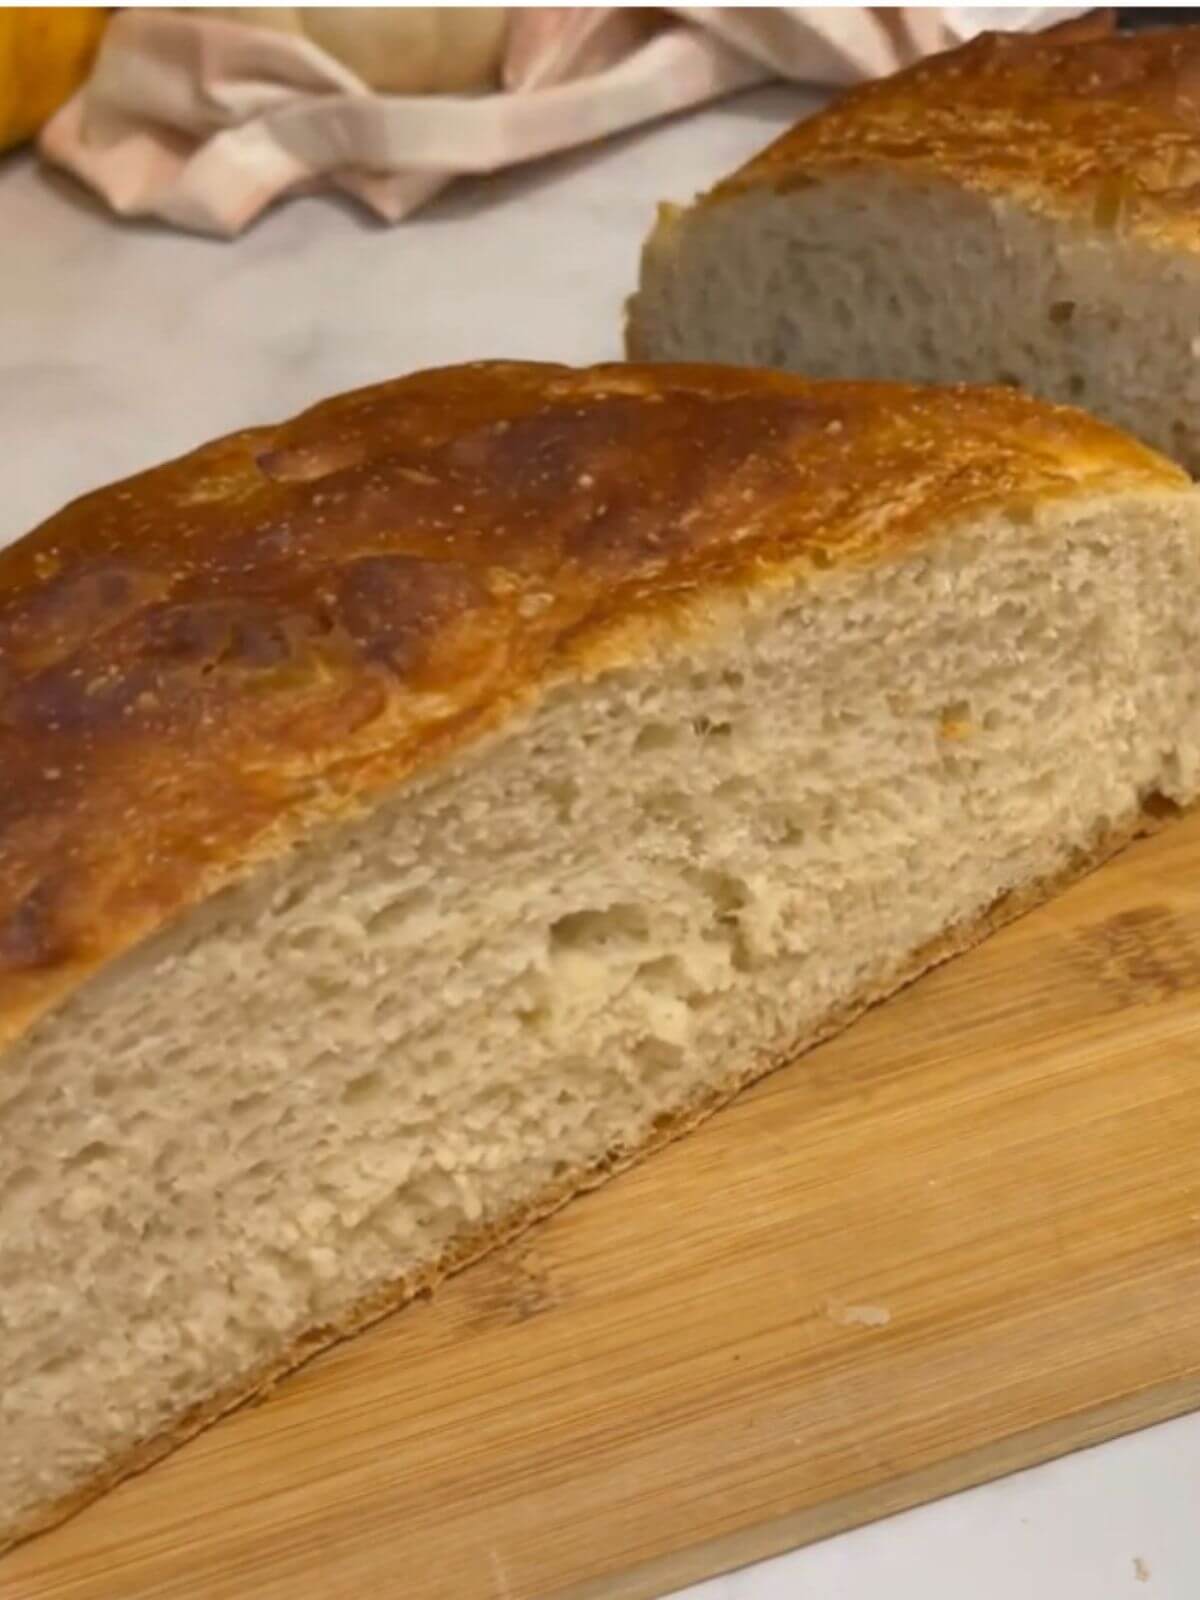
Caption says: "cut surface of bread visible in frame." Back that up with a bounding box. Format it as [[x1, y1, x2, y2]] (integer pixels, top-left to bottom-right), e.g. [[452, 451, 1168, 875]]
[[4, 361, 1200, 1550], [627, 20, 1200, 473]]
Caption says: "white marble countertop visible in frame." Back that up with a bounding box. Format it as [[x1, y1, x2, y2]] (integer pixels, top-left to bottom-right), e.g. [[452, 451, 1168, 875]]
[[3, 83, 1197, 1599]]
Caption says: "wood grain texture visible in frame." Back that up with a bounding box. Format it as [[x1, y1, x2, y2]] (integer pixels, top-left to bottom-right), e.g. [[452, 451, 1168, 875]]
[[9, 818, 1200, 1600]]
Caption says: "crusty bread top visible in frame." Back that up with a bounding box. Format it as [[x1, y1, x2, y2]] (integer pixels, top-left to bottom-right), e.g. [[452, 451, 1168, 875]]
[[0, 360, 1183, 1055], [691, 16, 1200, 250]]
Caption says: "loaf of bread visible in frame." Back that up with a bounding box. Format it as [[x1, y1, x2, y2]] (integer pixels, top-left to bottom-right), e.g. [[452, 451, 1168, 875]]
[[627, 18, 1200, 473], [4, 360, 1200, 1549], [197, 8, 508, 94]]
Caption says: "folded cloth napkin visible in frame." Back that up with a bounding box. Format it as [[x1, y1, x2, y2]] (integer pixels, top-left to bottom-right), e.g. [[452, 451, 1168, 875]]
[[39, 5, 1089, 237]]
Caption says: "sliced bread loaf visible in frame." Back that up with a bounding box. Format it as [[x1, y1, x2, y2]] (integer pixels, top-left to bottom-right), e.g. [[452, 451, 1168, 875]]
[[4, 360, 1200, 1548], [628, 19, 1200, 473]]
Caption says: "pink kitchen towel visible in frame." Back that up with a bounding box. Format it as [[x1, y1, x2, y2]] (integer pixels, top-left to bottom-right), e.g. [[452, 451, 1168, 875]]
[[39, 6, 1090, 238]]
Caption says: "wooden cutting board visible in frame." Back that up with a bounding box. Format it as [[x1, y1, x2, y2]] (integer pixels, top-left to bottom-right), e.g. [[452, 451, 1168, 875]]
[[10, 819, 1200, 1600]]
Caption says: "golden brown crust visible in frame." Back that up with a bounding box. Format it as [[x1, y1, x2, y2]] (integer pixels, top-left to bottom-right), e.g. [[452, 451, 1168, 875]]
[[0, 361, 1183, 1060], [3, 785, 1175, 1554], [699, 17, 1200, 250]]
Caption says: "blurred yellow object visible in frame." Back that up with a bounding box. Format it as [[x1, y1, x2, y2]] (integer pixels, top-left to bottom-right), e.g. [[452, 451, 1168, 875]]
[[0, 6, 108, 153]]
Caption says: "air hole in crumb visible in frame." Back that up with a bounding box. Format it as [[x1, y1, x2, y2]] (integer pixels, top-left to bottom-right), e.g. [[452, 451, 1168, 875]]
[[775, 812, 806, 848], [542, 776, 579, 818], [308, 973, 350, 1003], [153, 1140, 182, 1176], [1143, 790, 1181, 822], [271, 881, 309, 917], [230, 1090, 269, 1120], [365, 890, 431, 938], [341, 1070, 385, 1106], [64, 1141, 111, 1172], [635, 955, 686, 994], [0, 1164, 37, 1204], [641, 787, 693, 823], [1068, 373, 1085, 398], [0, 1082, 34, 1120], [374, 992, 405, 1027], [689, 867, 749, 914], [634, 721, 680, 754], [631, 1037, 684, 1075], [550, 904, 647, 951], [939, 700, 973, 739]]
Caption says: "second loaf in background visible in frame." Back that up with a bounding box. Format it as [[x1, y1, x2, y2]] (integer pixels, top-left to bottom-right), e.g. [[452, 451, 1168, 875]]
[[628, 18, 1200, 474], [5, 362, 1200, 1547]]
